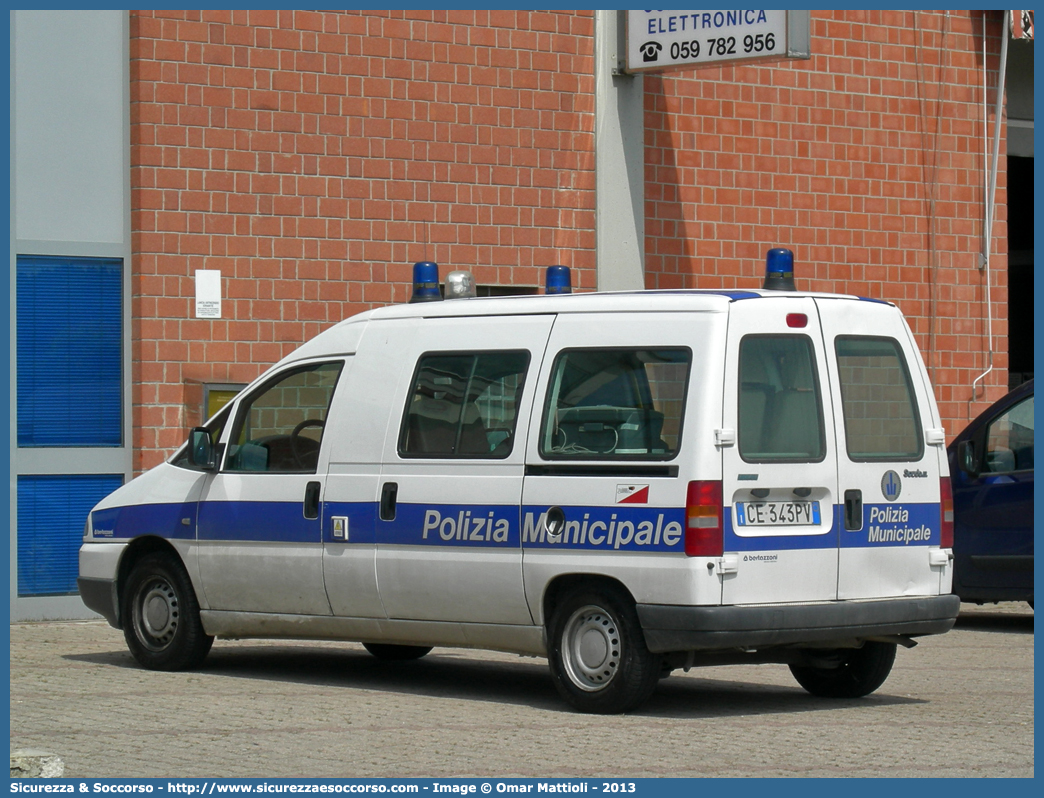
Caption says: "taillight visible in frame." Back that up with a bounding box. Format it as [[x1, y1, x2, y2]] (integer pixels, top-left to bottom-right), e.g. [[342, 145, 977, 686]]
[[940, 477, 954, 548], [685, 480, 723, 557]]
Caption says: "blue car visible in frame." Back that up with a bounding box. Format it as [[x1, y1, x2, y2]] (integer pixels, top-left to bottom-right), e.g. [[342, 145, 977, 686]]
[[947, 379, 1034, 608]]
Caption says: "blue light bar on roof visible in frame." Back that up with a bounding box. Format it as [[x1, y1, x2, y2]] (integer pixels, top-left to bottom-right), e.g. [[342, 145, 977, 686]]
[[409, 261, 442, 303], [763, 248, 796, 291], [546, 265, 572, 294]]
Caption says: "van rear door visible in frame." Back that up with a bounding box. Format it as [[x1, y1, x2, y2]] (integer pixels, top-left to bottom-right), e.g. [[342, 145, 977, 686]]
[[521, 311, 725, 615], [720, 296, 841, 605], [816, 298, 948, 599]]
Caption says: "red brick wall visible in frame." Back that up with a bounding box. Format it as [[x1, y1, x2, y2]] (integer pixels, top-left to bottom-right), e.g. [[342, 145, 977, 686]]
[[131, 9, 1010, 470], [643, 9, 1010, 433], [130, 9, 596, 470]]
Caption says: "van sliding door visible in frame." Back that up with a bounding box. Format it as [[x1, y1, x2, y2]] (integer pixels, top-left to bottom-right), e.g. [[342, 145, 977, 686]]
[[375, 315, 555, 625]]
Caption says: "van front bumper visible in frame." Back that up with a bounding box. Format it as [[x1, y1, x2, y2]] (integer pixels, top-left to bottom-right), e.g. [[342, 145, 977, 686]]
[[636, 594, 961, 653], [77, 577, 120, 629]]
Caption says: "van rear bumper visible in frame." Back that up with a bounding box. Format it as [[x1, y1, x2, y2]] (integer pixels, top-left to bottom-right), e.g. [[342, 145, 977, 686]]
[[637, 594, 961, 653]]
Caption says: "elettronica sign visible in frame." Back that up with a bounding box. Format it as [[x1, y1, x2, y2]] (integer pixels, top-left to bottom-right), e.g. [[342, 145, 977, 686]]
[[625, 9, 810, 73]]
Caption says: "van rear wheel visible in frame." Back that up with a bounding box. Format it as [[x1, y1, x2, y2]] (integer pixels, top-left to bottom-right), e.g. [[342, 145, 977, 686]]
[[789, 641, 896, 698], [122, 553, 213, 671], [362, 643, 432, 661], [547, 585, 660, 714]]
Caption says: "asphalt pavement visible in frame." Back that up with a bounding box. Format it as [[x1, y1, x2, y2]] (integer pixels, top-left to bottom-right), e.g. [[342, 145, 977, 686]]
[[8, 602, 1033, 778]]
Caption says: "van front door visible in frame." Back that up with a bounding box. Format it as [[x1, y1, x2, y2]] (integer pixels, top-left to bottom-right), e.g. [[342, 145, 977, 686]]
[[721, 297, 841, 605], [375, 315, 554, 625], [196, 360, 344, 615]]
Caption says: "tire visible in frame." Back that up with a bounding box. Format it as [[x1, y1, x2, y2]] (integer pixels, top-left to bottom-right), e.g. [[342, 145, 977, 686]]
[[546, 584, 660, 714], [121, 552, 213, 671], [362, 643, 433, 661], [789, 641, 897, 698]]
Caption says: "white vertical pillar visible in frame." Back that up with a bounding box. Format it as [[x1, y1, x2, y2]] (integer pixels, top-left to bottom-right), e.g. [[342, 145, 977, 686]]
[[594, 10, 645, 291]]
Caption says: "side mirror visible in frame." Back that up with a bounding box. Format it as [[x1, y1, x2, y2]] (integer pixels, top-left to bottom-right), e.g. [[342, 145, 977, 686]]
[[957, 439, 979, 479], [189, 427, 216, 471]]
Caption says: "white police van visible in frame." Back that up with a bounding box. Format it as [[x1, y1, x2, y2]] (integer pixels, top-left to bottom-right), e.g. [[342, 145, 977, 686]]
[[78, 251, 960, 714]]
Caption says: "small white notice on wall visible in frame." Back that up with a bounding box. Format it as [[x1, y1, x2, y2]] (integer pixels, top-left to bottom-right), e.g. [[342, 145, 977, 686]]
[[195, 269, 221, 319]]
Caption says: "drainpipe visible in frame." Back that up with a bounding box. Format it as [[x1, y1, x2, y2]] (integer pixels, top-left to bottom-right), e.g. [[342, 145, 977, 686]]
[[970, 13, 1009, 416]]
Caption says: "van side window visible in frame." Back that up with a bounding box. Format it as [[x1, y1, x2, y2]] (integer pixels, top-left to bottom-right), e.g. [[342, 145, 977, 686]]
[[984, 395, 1033, 473], [225, 361, 343, 473], [399, 351, 529, 458], [835, 336, 923, 461], [738, 335, 825, 462], [540, 348, 690, 460]]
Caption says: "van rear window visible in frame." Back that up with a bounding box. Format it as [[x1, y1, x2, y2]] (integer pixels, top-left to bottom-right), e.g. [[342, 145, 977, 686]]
[[399, 351, 529, 459], [835, 336, 923, 461], [738, 335, 825, 462], [540, 348, 690, 460]]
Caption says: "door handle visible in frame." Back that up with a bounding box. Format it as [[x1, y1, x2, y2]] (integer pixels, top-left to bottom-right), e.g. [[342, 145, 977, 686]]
[[303, 481, 321, 520], [844, 489, 862, 531], [380, 482, 398, 521], [716, 553, 740, 574]]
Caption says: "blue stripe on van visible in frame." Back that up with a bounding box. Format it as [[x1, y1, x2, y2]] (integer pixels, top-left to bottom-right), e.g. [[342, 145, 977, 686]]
[[197, 501, 320, 543], [724, 502, 940, 551], [381, 503, 520, 547], [379, 504, 688, 552], [843, 503, 940, 547], [520, 505, 686, 552], [92, 499, 940, 551], [91, 503, 196, 541]]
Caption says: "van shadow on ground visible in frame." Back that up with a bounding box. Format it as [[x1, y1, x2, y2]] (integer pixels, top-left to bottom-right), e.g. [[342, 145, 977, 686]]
[[64, 644, 924, 719]]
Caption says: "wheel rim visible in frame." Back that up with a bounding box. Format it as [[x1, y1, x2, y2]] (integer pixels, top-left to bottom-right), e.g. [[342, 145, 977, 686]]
[[133, 576, 180, 652], [560, 604, 621, 692]]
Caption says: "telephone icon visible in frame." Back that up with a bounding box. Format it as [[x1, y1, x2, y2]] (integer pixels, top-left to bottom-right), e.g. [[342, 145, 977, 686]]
[[639, 41, 662, 62]]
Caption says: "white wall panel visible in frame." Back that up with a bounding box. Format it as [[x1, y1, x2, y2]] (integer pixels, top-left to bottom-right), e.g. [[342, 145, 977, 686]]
[[13, 10, 126, 244]]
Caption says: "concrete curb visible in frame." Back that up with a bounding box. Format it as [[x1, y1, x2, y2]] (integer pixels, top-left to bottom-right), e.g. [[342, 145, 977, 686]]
[[10, 749, 65, 778]]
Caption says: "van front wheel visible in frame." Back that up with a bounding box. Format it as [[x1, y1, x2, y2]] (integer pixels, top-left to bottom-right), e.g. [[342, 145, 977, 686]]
[[789, 641, 896, 698], [122, 553, 213, 671], [547, 586, 660, 714]]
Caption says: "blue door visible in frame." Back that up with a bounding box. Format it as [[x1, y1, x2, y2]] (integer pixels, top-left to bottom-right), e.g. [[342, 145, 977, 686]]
[[951, 389, 1034, 599]]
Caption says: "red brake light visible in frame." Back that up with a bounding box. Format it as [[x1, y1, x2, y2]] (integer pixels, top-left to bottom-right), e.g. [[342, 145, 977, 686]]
[[940, 477, 954, 548], [685, 480, 723, 557], [786, 313, 807, 328]]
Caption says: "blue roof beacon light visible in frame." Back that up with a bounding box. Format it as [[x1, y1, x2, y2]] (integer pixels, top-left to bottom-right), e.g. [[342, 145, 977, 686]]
[[409, 261, 442, 303], [444, 270, 476, 299], [545, 265, 572, 294], [763, 248, 796, 291]]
